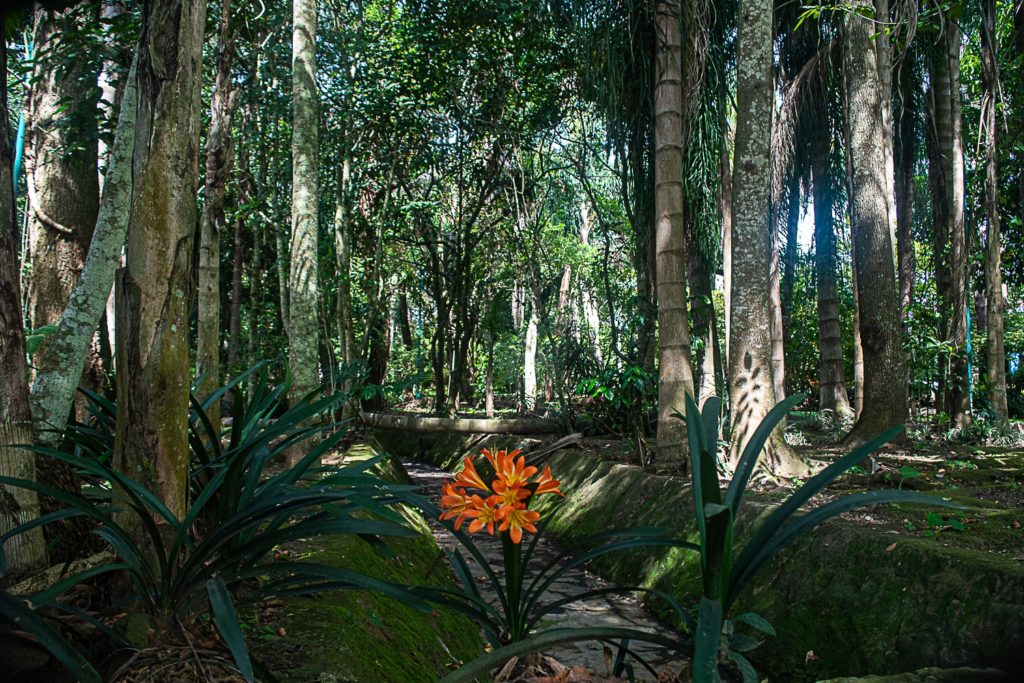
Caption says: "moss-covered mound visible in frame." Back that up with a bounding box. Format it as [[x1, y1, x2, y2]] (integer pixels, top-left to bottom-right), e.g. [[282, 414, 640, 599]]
[[258, 449, 483, 682], [529, 450, 1024, 682]]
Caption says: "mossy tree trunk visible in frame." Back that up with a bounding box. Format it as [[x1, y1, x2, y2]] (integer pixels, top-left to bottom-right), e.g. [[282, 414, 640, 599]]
[[841, 0, 907, 444], [654, 0, 694, 471], [728, 0, 806, 475], [287, 0, 322, 464], [115, 0, 207, 521]]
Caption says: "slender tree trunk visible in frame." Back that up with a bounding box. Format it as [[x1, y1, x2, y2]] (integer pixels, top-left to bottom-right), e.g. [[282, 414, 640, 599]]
[[688, 226, 717, 408], [31, 58, 137, 446], [114, 0, 206, 522], [842, 0, 907, 443], [524, 296, 540, 411], [721, 115, 733, 374], [287, 0, 322, 461], [398, 291, 413, 346], [769, 222, 786, 401], [875, 0, 898, 249], [728, 0, 806, 475], [654, 0, 694, 469], [485, 331, 495, 418], [781, 176, 799, 339], [197, 0, 238, 413], [579, 199, 602, 364], [97, 0, 128, 188], [811, 125, 853, 418], [981, 0, 1008, 423], [894, 53, 917, 327], [26, 7, 101, 367], [0, 25, 47, 578], [334, 157, 356, 370], [226, 213, 244, 370]]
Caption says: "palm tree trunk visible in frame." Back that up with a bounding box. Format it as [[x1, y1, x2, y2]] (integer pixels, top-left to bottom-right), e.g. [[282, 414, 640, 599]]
[[841, 0, 907, 443], [654, 0, 694, 470]]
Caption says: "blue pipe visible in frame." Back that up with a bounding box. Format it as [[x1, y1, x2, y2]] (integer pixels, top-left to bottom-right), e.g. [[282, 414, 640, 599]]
[[12, 39, 32, 196]]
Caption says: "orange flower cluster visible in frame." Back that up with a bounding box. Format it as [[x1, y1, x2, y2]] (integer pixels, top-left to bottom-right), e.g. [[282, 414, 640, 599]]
[[439, 449, 564, 544]]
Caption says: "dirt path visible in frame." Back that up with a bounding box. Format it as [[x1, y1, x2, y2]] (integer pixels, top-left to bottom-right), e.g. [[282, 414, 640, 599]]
[[402, 458, 685, 680]]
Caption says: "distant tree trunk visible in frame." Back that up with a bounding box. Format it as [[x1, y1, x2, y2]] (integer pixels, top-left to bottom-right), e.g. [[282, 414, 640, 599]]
[[524, 296, 540, 411], [334, 157, 355, 370], [981, 0, 1008, 424], [781, 175, 799, 339], [114, 0, 206, 522], [579, 199, 601, 364], [894, 53, 917, 327], [226, 212, 245, 369], [769, 224, 786, 401], [398, 291, 413, 346], [728, 0, 806, 475], [811, 125, 853, 418], [842, 0, 907, 443], [485, 331, 495, 418], [26, 7, 100, 368], [926, 22, 969, 428], [688, 226, 718, 408], [721, 115, 733, 373], [97, 0, 128, 186], [287, 0, 322, 458], [654, 0, 694, 470], [0, 24, 47, 577], [31, 57, 137, 446], [196, 0, 238, 414]]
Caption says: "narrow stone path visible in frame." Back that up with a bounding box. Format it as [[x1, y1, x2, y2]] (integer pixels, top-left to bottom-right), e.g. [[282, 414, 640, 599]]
[[402, 458, 684, 680]]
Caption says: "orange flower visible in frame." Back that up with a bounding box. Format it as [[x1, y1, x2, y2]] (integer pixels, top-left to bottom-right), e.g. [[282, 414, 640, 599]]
[[492, 479, 530, 507], [499, 504, 540, 544], [465, 494, 503, 535], [453, 456, 493, 494], [494, 453, 537, 492], [532, 466, 564, 497], [439, 482, 474, 531]]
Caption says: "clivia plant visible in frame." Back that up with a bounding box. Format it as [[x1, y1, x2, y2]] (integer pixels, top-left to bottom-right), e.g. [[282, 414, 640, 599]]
[[424, 448, 696, 682]]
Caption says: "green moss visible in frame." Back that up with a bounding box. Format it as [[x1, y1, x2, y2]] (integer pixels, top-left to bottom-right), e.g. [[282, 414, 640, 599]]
[[529, 450, 1024, 681], [261, 446, 483, 682]]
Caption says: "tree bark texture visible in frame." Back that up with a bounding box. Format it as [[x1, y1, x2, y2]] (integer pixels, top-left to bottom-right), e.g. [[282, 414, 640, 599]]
[[728, 0, 805, 475], [26, 7, 101, 361], [196, 0, 239, 412], [287, 0, 322, 451], [31, 57, 137, 447], [842, 0, 907, 442], [0, 25, 47, 577], [926, 24, 969, 427], [523, 296, 540, 411], [811, 124, 853, 418], [654, 0, 694, 469], [894, 53, 917, 327], [981, 0, 1008, 423], [114, 0, 207, 521]]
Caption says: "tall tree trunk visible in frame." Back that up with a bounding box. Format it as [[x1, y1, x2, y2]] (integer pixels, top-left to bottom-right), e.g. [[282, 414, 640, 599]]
[[721, 115, 733, 374], [875, 0, 898, 249], [894, 53, 917, 327], [728, 0, 805, 475], [811, 125, 853, 418], [654, 0, 694, 470], [31, 57, 137, 446], [485, 331, 495, 418], [114, 0, 206, 522], [26, 7, 101, 367], [196, 0, 238, 413], [688, 225, 718, 408], [981, 0, 1008, 423], [842, 0, 907, 443], [287, 0, 322, 460], [781, 175, 799, 339], [226, 212, 245, 369], [0, 24, 47, 578], [926, 23, 969, 428], [579, 199, 602, 364], [398, 291, 414, 346]]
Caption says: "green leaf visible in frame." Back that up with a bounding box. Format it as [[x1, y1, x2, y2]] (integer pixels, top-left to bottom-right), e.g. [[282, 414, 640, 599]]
[[208, 576, 254, 683], [0, 591, 102, 683], [694, 597, 723, 683], [731, 611, 775, 636], [898, 465, 922, 479]]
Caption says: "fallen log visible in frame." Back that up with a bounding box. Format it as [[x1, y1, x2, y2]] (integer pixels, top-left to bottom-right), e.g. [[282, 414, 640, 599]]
[[361, 412, 562, 435]]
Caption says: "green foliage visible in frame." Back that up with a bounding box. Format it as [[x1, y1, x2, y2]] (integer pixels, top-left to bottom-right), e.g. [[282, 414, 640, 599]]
[[682, 394, 965, 682], [577, 365, 657, 435], [0, 364, 428, 681]]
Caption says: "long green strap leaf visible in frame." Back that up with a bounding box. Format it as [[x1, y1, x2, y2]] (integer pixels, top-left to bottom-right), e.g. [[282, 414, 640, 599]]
[[207, 577, 254, 682]]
